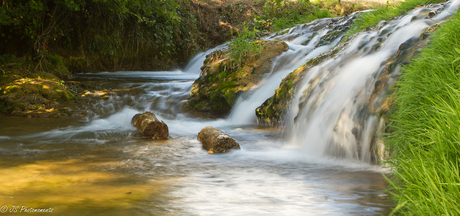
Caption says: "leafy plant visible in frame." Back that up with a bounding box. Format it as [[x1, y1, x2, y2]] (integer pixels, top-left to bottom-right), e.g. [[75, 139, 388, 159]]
[[228, 22, 263, 67]]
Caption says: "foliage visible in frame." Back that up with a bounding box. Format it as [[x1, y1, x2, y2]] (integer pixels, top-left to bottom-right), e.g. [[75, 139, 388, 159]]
[[345, 0, 446, 38], [270, 9, 333, 32], [0, 0, 203, 72], [0, 54, 17, 66], [386, 11, 460, 215], [228, 0, 333, 63], [228, 22, 263, 67], [253, 0, 330, 32]]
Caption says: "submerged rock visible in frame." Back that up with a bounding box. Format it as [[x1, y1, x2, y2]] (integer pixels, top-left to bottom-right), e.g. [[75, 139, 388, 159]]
[[132, 111, 169, 139], [198, 126, 240, 154], [187, 40, 288, 116]]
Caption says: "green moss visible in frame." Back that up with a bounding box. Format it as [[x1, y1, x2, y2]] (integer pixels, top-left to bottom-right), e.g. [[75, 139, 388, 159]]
[[3, 85, 20, 93], [223, 91, 237, 106], [0, 75, 76, 115], [218, 80, 238, 90]]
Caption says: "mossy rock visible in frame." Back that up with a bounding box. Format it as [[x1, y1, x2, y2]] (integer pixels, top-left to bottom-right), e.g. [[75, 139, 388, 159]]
[[187, 40, 289, 116], [0, 72, 76, 116], [255, 39, 349, 125]]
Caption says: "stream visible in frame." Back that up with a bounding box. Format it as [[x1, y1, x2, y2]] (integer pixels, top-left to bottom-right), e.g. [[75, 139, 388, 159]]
[[0, 69, 393, 215], [2, 1, 459, 214]]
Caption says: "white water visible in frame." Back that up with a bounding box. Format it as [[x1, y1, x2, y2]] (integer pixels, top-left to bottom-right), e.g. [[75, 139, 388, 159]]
[[287, 0, 459, 162], [227, 14, 359, 125], [227, 36, 340, 125]]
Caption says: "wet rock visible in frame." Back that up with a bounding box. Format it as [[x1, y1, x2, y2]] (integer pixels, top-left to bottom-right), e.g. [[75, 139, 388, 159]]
[[427, 10, 437, 18], [131, 111, 169, 139], [351, 127, 359, 140], [398, 36, 420, 51], [256, 41, 347, 125], [316, 21, 353, 48], [198, 127, 240, 154], [187, 40, 289, 116]]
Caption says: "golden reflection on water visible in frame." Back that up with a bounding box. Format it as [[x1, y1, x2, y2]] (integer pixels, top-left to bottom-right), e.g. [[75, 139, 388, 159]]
[[0, 155, 171, 215]]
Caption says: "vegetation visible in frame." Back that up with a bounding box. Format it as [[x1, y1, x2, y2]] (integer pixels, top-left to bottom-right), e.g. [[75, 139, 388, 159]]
[[345, 0, 446, 37], [0, 0, 396, 73], [250, 0, 392, 32], [225, 0, 380, 71], [228, 22, 263, 67], [0, 0, 404, 116], [188, 40, 288, 116], [386, 11, 460, 215], [0, 0, 209, 72], [252, 0, 333, 32]]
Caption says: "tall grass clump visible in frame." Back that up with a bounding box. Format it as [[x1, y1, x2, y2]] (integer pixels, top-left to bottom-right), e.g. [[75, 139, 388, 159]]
[[345, 0, 446, 37], [386, 11, 460, 215]]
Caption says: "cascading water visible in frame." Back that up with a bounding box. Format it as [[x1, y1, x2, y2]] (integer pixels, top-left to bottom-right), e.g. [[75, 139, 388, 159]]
[[227, 13, 359, 125], [285, 0, 460, 162], [72, 44, 226, 120]]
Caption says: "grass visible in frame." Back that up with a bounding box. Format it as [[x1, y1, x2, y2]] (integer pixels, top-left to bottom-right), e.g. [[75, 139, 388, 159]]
[[345, 0, 447, 38], [269, 8, 333, 32], [226, 0, 405, 65], [386, 10, 460, 215]]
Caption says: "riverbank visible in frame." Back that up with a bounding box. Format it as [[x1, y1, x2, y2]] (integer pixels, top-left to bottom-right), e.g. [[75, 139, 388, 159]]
[[386, 8, 460, 215]]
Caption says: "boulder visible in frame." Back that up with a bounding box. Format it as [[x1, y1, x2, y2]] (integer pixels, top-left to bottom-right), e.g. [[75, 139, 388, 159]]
[[198, 126, 240, 154], [187, 40, 289, 116], [131, 111, 168, 139]]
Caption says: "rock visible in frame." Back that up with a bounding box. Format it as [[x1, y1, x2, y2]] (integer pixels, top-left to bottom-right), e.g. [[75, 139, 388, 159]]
[[0, 73, 76, 116], [131, 111, 169, 139], [197, 127, 240, 154], [187, 40, 289, 116]]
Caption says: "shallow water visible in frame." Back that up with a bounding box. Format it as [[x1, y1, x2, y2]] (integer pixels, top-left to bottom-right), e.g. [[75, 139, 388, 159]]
[[0, 71, 393, 215]]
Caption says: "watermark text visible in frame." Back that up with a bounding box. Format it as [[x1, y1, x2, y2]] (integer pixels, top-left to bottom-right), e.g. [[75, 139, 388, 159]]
[[0, 205, 54, 213]]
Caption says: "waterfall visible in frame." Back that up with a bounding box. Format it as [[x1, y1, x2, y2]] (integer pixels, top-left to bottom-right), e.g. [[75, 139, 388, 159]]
[[182, 44, 228, 74], [284, 0, 460, 162], [227, 13, 359, 125]]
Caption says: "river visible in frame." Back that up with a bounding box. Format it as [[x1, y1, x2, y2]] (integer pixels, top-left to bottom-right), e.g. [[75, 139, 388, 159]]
[[0, 71, 392, 215]]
